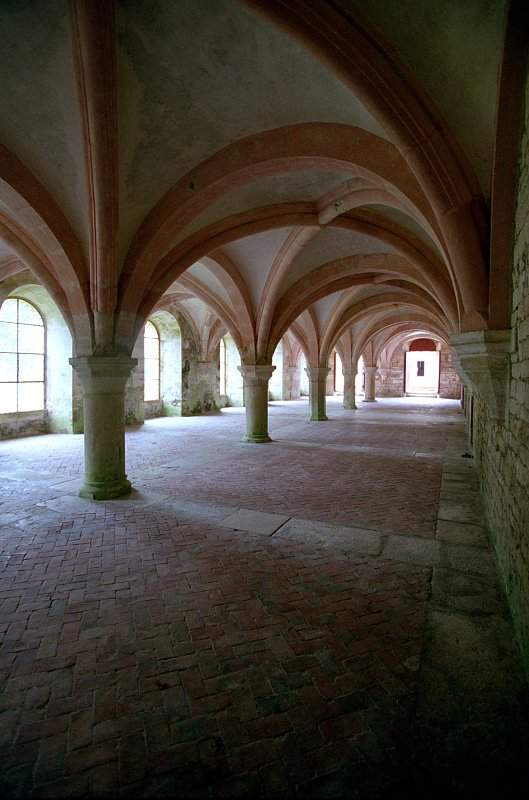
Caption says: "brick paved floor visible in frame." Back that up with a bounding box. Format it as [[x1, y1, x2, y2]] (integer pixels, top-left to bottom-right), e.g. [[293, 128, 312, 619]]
[[0, 398, 528, 798]]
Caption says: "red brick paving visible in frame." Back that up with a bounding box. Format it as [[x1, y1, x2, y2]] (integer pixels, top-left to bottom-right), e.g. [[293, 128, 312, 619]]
[[0, 398, 527, 797]]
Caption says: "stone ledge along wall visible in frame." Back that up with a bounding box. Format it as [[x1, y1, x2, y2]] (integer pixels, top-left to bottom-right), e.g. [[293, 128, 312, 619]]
[[473, 69, 529, 679]]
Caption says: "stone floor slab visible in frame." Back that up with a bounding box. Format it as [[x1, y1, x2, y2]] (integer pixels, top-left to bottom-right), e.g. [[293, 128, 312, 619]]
[[382, 533, 441, 566], [276, 517, 383, 556], [436, 518, 489, 548], [219, 507, 290, 535]]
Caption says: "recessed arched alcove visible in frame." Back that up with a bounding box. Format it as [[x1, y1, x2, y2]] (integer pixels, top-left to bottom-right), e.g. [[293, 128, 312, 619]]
[[144, 309, 182, 419]]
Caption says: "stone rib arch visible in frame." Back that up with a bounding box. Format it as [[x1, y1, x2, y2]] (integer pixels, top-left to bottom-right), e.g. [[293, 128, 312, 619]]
[[202, 252, 255, 348], [121, 196, 460, 354], [242, 0, 488, 328], [351, 314, 450, 366], [321, 294, 449, 366], [0, 146, 91, 349], [152, 297, 201, 358], [205, 319, 229, 363], [376, 329, 446, 368], [265, 254, 451, 363], [168, 274, 247, 359]]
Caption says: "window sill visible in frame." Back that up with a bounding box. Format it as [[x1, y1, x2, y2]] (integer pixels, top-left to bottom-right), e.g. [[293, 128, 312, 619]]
[[0, 410, 47, 419]]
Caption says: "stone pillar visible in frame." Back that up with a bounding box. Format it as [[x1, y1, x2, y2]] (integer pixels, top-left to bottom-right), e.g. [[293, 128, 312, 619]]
[[450, 330, 511, 422], [363, 366, 377, 402], [70, 355, 137, 499], [306, 367, 330, 420], [238, 364, 275, 442], [342, 367, 357, 409]]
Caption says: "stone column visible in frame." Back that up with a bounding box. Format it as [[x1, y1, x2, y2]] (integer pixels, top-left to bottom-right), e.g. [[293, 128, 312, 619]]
[[363, 366, 377, 402], [238, 364, 275, 442], [306, 367, 330, 420], [450, 330, 511, 422], [70, 355, 137, 499], [342, 367, 357, 409]]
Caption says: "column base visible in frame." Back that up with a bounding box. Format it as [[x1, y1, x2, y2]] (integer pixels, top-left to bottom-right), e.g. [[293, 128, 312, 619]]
[[343, 402, 357, 410], [362, 399, 377, 403], [310, 415, 328, 421], [79, 477, 133, 501], [242, 434, 272, 443]]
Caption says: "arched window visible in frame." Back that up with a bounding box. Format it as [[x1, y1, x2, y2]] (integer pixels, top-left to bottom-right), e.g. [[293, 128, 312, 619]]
[[219, 337, 227, 395], [144, 320, 160, 401], [0, 297, 45, 413]]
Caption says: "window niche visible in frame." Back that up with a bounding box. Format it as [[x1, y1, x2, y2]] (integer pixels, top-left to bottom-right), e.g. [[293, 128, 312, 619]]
[[0, 286, 73, 438]]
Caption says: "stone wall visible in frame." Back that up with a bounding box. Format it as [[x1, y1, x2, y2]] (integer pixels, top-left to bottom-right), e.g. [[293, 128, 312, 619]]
[[283, 363, 301, 400], [269, 342, 284, 400], [223, 335, 243, 407], [471, 69, 529, 678], [127, 335, 146, 424], [326, 357, 335, 395], [439, 343, 461, 399], [0, 412, 48, 439], [181, 317, 219, 415], [375, 344, 461, 399], [377, 349, 405, 396]]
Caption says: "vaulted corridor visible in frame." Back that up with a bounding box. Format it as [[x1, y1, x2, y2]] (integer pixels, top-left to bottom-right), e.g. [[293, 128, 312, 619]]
[[1, 399, 527, 798]]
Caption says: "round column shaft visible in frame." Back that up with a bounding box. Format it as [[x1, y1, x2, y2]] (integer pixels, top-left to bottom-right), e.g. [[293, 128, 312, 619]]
[[363, 365, 377, 402], [70, 355, 137, 499], [306, 366, 330, 420], [238, 364, 275, 443], [342, 367, 357, 409]]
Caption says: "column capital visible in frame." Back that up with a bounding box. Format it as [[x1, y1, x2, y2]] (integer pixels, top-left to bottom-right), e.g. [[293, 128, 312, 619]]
[[450, 330, 511, 421], [238, 364, 275, 386], [364, 365, 377, 375], [305, 366, 330, 380], [70, 355, 137, 394]]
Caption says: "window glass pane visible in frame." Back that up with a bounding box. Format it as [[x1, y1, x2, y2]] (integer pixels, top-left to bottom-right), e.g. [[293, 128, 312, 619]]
[[18, 300, 43, 326], [0, 299, 17, 323], [144, 337, 159, 360], [0, 321, 17, 352], [0, 383, 17, 413], [0, 352, 17, 382], [18, 324, 44, 354], [19, 354, 44, 382], [145, 359, 159, 381], [17, 382, 44, 412], [144, 379, 159, 401]]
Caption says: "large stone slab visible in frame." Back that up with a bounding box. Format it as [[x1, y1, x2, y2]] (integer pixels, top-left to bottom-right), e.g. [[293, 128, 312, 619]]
[[276, 517, 383, 556], [437, 499, 482, 525], [439, 541, 496, 577], [436, 519, 488, 548], [219, 508, 290, 536], [382, 535, 441, 566], [431, 567, 502, 615]]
